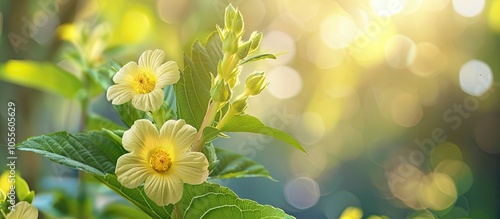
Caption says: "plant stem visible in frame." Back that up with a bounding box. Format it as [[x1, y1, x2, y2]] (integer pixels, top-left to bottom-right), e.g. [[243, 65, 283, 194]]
[[77, 71, 91, 219], [216, 109, 233, 130], [192, 100, 221, 152]]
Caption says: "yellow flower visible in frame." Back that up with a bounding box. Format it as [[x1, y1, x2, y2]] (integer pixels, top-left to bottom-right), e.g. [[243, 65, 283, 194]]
[[107, 50, 180, 112], [115, 119, 209, 206], [6, 201, 38, 219]]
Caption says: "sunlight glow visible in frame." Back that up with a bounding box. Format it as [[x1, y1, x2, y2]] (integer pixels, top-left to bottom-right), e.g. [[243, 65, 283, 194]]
[[320, 15, 358, 49], [452, 0, 486, 17]]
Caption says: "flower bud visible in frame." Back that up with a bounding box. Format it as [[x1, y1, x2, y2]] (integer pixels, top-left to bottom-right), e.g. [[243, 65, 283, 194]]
[[237, 40, 252, 59], [231, 11, 244, 35], [222, 31, 238, 55], [249, 31, 263, 52], [230, 97, 248, 115], [245, 72, 268, 96], [224, 5, 237, 31], [210, 80, 232, 102]]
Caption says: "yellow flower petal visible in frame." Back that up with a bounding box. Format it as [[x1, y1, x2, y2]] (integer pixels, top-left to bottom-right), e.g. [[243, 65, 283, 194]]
[[106, 84, 135, 105], [113, 62, 140, 84], [115, 153, 152, 188], [0, 171, 9, 195], [122, 119, 159, 152], [131, 89, 164, 112], [171, 152, 209, 184], [139, 50, 165, 71], [144, 174, 183, 206], [155, 61, 180, 88], [160, 119, 197, 154], [6, 201, 38, 219]]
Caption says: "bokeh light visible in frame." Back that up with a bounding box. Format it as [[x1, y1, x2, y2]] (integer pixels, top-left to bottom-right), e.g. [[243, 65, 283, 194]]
[[384, 34, 416, 69], [409, 42, 444, 77], [320, 15, 358, 49], [267, 66, 303, 99], [421, 0, 450, 11], [284, 177, 321, 209], [417, 172, 457, 211], [390, 92, 423, 127], [429, 142, 463, 168], [434, 159, 473, 194], [370, 0, 404, 16], [157, 0, 191, 24], [452, 0, 486, 17], [459, 59, 493, 96], [261, 31, 296, 65]]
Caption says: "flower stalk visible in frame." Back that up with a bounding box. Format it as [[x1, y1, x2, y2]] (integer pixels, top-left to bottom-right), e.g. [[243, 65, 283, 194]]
[[191, 100, 221, 152]]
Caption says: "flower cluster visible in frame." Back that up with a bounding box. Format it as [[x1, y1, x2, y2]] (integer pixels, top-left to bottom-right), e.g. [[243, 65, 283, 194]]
[[106, 5, 270, 207], [107, 50, 208, 206]]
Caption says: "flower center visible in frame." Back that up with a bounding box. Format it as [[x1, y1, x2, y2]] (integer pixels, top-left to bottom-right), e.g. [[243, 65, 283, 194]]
[[149, 149, 172, 173], [133, 72, 156, 94]]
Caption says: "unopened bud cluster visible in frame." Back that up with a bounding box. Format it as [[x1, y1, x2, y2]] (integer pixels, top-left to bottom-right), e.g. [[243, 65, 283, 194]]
[[216, 4, 264, 88], [212, 4, 270, 129]]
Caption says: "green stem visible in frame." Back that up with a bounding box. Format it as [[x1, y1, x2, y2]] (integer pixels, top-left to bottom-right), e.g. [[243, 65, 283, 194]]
[[149, 109, 166, 129], [77, 71, 91, 219], [192, 100, 221, 152], [216, 109, 233, 130]]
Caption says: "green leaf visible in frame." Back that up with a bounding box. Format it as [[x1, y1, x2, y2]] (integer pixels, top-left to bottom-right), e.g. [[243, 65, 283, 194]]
[[95, 178, 294, 219], [0, 60, 82, 98], [113, 101, 147, 128], [192, 32, 223, 78], [202, 126, 220, 142], [221, 114, 306, 153], [240, 54, 276, 65], [99, 203, 152, 219], [174, 65, 208, 129], [86, 64, 116, 90], [95, 174, 172, 219], [210, 148, 274, 180], [175, 33, 223, 129], [17, 131, 126, 175], [87, 114, 127, 131], [180, 182, 294, 219], [22, 191, 35, 203], [202, 143, 219, 172]]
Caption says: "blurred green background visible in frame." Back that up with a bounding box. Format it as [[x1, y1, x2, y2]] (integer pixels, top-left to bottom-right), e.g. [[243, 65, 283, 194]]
[[1, 0, 500, 218]]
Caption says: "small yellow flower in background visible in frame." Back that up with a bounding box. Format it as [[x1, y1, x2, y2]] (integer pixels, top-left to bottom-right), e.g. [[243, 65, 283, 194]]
[[6, 201, 38, 219], [340, 207, 363, 219], [115, 119, 209, 206], [107, 50, 180, 112]]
